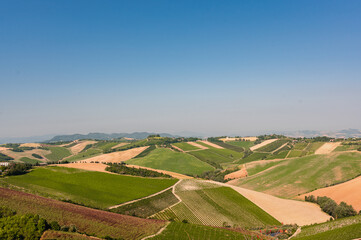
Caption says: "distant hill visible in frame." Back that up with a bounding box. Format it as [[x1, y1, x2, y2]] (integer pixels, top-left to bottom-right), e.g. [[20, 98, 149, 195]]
[[47, 132, 180, 142], [279, 129, 361, 138]]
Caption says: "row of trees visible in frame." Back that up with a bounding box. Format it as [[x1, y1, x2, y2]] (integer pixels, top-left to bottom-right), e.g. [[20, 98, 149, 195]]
[[106, 162, 172, 178], [305, 195, 359, 219]]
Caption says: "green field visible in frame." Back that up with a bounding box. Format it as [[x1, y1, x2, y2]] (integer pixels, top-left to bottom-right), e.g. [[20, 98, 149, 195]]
[[173, 142, 200, 151], [287, 150, 304, 158], [150, 222, 271, 240], [246, 161, 285, 176], [19, 157, 42, 164], [154, 180, 280, 228], [225, 141, 255, 150], [294, 215, 361, 240], [111, 188, 179, 218], [1, 166, 177, 208], [255, 139, 289, 153], [213, 141, 245, 152], [293, 142, 308, 150], [45, 147, 72, 161], [127, 148, 214, 175], [236, 152, 270, 164], [236, 152, 361, 198], [265, 150, 289, 160], [188, 148, 243, 166], [65, 148, 103, 162], [304, 142, 325, 153]]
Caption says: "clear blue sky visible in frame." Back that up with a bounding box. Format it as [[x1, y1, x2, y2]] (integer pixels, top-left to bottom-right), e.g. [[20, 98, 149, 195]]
[[1, 0, 361, 137]]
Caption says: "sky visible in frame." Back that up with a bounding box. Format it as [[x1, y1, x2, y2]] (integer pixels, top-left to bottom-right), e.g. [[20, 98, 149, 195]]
[[1, 0, 361, 138]]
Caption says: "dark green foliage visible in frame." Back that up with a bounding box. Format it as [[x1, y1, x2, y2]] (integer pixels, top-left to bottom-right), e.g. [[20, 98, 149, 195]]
[[197, 169, 235, 182], [0, 153, 14, 161], [133, 145, 156, 158], [1, 162, 32, 176], [305, 195, 357, 219], [0, 212, 51, 239], [358, 147, 361, 151], [106, 162, 172, 178], [0, 206, 16, 218], [32, 153, 43, 159], [50, 221, 61, 231], [110, 189, 179, 218]]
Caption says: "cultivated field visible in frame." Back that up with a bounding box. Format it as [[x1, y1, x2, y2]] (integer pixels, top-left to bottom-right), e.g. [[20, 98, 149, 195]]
[[315, 142, 341, 154], [232, 152, 361, 198], [127, 148, 214, 176], [69, 140, 97, 154], [0, 148, 51, 162], [172, 142, 200, 151], [0, 188, 166, 240], [250, 139, 278, 151], [150, 222, 272, 240], [299, 175, 361, 211], [154, 180, 280, 228], [198, 140, 224, 149], [83, 146, 148, 163], [294, 215, 361, 240], [215, 181, 330, 226], [1, 166, 177, 208]]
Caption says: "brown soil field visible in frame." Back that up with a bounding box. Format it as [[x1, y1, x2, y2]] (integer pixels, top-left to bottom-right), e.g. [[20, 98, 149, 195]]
[[199, 140, 224, 149], [70, 140, 97, 155], [220, 137, 258, 142], [20, 143, 42, 148], [111, 142, 129, 149], [299, 175, 361, 211], [250, 139, 278, 151], [57, 162, 111, 173], [0, 148, 51, 161], [208, 181, 330, 226], [187, 141, 208, 149], [315, 142, 341, 154], [224, 167, 248, 180], [0, 188, 166, 240], [83, 146, 149, 163], [0, 147, 9, 151]]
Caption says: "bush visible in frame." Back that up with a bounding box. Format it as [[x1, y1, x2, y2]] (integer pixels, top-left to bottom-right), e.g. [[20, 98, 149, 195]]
[[32, 153, 43, 159]]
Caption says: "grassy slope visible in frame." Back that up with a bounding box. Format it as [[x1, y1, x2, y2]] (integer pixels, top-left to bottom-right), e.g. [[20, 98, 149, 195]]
[[173, 142, 200, 151], [151, 222, 271, 240], [246, 161, 285, 176], [236, 152, 270, 164], [111, 188, 179, 218], [236, 152, 361, 198], [45, 147, 72, 161], [188, 145, 244, 165], [294, 215, 361, 240], [127, 148, 214, 175], [154, 181, 280, 228], [0, 188, 165, 240], [1, 166, 177, 208]]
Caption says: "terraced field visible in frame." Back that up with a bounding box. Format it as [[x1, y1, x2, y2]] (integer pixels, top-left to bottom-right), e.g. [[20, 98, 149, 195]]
[[233, 152, 361, 198], [127, 148, 214, 175], [0, 188, 166, 240], [0, 166, 177, 208], [153, 180, 280, 228]]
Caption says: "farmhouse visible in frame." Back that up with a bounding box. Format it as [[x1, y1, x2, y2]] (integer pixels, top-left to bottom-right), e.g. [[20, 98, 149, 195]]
[[0, 162, 10, 167]]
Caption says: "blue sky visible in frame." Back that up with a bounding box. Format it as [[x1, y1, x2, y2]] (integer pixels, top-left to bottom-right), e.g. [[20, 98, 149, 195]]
[[1, 0, 361, 137]]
